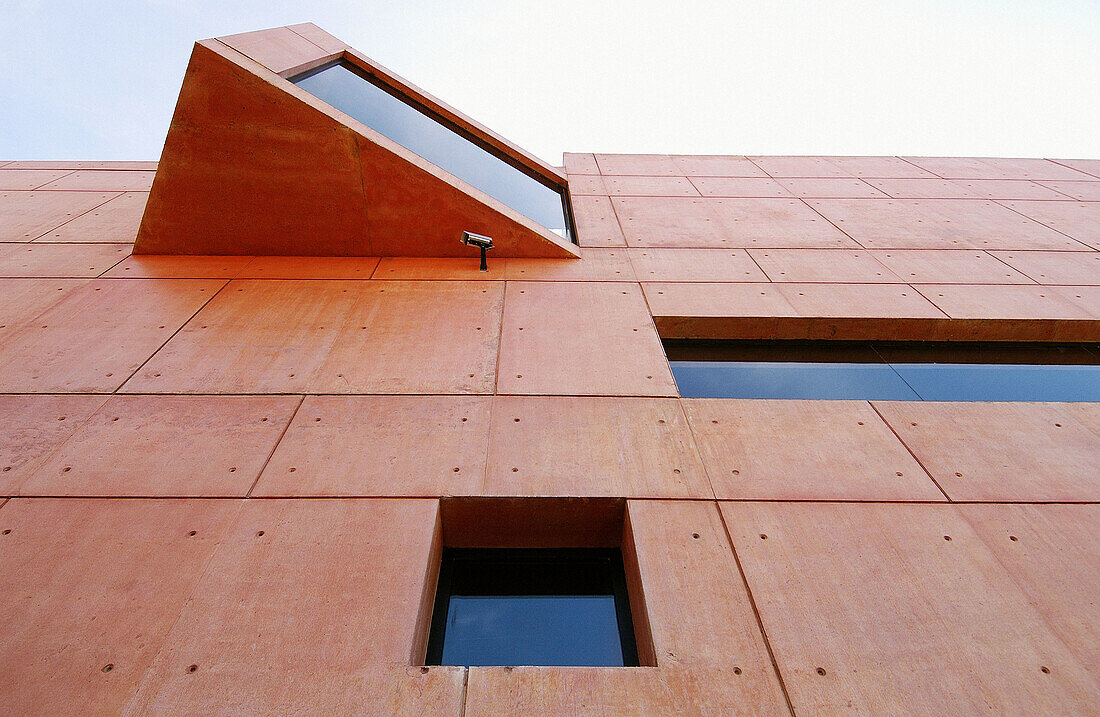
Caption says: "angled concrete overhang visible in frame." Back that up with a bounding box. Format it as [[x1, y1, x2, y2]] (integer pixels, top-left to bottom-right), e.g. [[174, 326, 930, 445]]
[[135, 23, 579, 258]]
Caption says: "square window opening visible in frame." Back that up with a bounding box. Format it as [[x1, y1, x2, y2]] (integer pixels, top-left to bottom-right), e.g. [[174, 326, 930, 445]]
[[425, 547, 640, 668]]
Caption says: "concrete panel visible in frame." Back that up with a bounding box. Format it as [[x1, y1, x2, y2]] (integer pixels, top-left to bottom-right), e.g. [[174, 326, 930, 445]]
[[563, 152, 600, 174], [466, 666, 787, 716], [103, 254, 253, 279], [311, 281, 504, 394], [0, 278, 91, 328], [125, 499, 451, 713], [722, 502, 1100, 714], [1034, 180, 1100, 201], [485, 396, 709, 497], [0, 190, 119, 242], [497, 282, 676, 396], [19, 395, 300, 497], [978, 157, 1095, 180], [613, 197, 728, 247], [122, 279, 359, 393], [628, 248, 768, 282], [571, 195, 626, 247], [236, 256, 380, 279], [0, 497, 243, 716], [748, 248, 901, 282], [643, 282, 798, 318], [684, 399, 943, 500], [0, 395, 108, 494], [3, 161, 158, 170], [1050, 159, 1100, 178], [671, 154, 769, 177], [0, 279, 223, 393], [506, 248, 634, 281], [688, 177, 792, 198], [1000, 200, 1100, 250], [960, 504, 1100, 669], [824, 156, 936, 178], [38, 170, 156, 192], [775, 178, 887, 198], [777, 283, 947, 318], [0, 243, 129, 277], [1055, 286, 1100, 318], [218, 26, 328, 74], [286, 22, 347, 53], [602, 176, 699, 197], [614, 197, 856, 249], [749, 156, 851, 177], [627, 499, 785, 675], [989, 250, 1100, 285], [863, 178, 979, 198], [37, 191, 148, 243], [917, 284, 1095, 319], [869, 249, 1035, 284], [644, 282, 800, 339], [595, 154, 679, 175], [948, 179, 1074, 200], [903, 156, 1090, 180], [373, 257, 507, 280], [708, 198, 857, 248], [254, 395, 490, 496], [808, 199, 1085, 250], [873, 401, 1100, 501], [564, 174, 606, 195], [0, 168, 73, 190]]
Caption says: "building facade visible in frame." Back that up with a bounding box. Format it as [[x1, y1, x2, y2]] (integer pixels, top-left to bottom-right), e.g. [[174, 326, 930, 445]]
[[0, 24, 1098, 715]]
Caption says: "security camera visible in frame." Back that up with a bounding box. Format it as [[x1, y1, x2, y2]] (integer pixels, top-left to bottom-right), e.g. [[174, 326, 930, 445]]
[[461, 231, 494, 271], [461, 231, 494, 250]]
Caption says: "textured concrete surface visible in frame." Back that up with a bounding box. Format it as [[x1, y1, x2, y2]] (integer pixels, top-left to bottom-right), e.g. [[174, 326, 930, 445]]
[[2, 25, 1098, 714]]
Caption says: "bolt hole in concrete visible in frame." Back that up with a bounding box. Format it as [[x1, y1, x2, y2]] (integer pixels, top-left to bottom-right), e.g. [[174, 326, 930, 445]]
[[256, 531, 265, 537], [187, 665, 198, 673], [733, 667, 742, 675], [1041, 666, 1051, 674], [692, 533, 700, 540], [2, 529, 11, 535], [188, 531, 197, 537], [816, 667, 827, 676], [102, 664, 113, 673], [1009, 535, 1019, 542], [759, 534, 768, 540], [943, 535, 952, 541]]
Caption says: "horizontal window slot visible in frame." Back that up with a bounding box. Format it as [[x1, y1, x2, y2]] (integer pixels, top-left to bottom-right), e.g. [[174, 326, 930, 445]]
[[666, 340, 1100, 401]]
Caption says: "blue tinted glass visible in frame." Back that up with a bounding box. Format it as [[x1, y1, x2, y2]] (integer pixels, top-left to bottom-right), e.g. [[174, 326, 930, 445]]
[[442, 595, 623, 667], [670, 361, 921, 400], [893, 364, 1100, 402], [293, 62, 571, 239]]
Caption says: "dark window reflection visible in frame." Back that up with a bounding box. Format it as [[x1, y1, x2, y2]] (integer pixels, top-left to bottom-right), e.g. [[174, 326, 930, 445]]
[[667, 340, 1100, 401], [426, 549, 638, 667], [292, 61, 572, 240]]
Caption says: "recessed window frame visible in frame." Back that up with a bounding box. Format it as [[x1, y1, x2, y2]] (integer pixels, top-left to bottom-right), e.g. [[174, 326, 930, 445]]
[[424, 546, 641, 668], [665, 339, 1100, 401]]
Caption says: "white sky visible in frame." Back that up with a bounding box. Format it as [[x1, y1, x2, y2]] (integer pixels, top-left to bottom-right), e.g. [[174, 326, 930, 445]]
[[2, 0, 1098, 164]]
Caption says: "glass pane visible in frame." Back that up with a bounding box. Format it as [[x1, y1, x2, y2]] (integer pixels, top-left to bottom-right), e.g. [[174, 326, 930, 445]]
[[670, 361, 921, 400], [431, 550, 635, 667], [893, 364, 1100, 402], [442, 594, 623, 667], [292, 62, 571, 239]]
